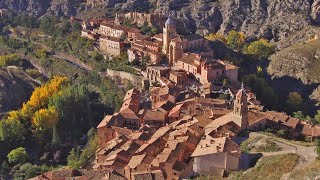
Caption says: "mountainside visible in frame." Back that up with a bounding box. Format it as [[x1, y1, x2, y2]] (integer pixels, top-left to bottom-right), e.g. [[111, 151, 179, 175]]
[[268, 39, 320, 104], [1, 0, 320, 43], [268, 39, 320, 85], [0, 67, 39, 114]]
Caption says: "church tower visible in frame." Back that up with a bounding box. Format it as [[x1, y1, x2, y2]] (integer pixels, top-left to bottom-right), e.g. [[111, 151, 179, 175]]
[[233, 83, 249, 130], [162, 15, 177, 55], [168, 37, 183, 66]]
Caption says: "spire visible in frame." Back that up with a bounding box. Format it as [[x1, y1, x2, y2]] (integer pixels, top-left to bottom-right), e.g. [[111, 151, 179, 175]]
[[165, 11, 175, 25], [241, 82, 244, 90]]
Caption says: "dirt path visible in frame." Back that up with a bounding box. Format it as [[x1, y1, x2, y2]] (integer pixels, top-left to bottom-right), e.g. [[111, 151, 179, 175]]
[[249, 132, 317, 180]]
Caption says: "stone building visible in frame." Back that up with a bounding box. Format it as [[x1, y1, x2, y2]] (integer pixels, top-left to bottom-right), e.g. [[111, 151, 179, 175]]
[[162, 16, 209, 66], [99, 36, 125, 56], [98, 22, 128, 39], [146, 66, 170, 83], [169, 69, 187, 86], [128, 37, 163, 64], [191, 136, 241, 177], [175, 53, 239, 84]]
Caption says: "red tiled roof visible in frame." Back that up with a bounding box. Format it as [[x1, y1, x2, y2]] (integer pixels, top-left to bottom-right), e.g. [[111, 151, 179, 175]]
[[119, 108, 139, 120], [143, 110, 167, 121]]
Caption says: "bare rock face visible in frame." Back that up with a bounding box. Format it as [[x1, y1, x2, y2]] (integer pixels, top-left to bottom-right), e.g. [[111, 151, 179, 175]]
[[0, 0, 317, 46], [0, 67, 38, 114], [268, 39, 320, 85], [310, 86, 320, 105], [45, 0, 84, 17], [152, 0, 312, 41], [0, 0, 50, 16], [312, 0, 320, 24]]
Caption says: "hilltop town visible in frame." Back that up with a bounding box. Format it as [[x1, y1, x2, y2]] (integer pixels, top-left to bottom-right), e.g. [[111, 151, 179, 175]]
[[31, 12, 320, 179], [1, 2, 320, 180]]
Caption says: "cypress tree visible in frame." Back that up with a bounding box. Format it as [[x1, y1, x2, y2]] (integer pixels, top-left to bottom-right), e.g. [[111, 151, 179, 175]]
[[51, 125, 61, 148]]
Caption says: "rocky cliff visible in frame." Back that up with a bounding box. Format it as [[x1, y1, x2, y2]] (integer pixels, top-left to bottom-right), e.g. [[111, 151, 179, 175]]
[[0, 67, 39, 114], [268, 39, 320, 85], [1, 0, 320, 43]]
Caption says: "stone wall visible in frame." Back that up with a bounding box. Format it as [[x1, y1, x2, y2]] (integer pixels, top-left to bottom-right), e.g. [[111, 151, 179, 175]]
[[106, 69, 149, 89]]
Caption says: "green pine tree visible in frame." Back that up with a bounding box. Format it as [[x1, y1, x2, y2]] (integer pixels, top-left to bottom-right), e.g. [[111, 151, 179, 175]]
[[51, 125, 61, 148]]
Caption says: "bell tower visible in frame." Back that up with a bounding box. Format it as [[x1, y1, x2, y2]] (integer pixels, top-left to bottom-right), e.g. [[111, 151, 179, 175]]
[[233, 83, 248, 130], [168, 37, 183, 66], [163, 13, 177, 55]]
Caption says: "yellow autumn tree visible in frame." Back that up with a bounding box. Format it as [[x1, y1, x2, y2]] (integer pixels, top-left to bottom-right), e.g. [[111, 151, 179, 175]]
[[226, 30, 246, 50], [205, 32, 226, 43], [246, 38, 275, 59], [21, 76, 69, 116], [32, 106, 59, 131]]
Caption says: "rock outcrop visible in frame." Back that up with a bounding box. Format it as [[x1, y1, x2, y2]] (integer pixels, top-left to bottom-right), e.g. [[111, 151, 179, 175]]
[[268, 39, 320, 85], [0, 67, 39, 114], [1, 0, 319, 44], [310, 86, 320, 105], [312, 0, 320, 24]]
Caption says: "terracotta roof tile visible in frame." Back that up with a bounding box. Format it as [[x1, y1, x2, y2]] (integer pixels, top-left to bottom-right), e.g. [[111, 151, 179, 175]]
[[143, 110, 167, 121]]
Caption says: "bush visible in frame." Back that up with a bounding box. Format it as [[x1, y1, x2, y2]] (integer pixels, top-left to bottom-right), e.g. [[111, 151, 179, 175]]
[[277, 129, 289, 138], [67, 132, 98, 169], [315, 139, 320, 156], [35, 49, 48, 58], [13, 163, 52, 179], [0, 54, 22, 67], [246, 39, 275, 59], [226, 30, 245, 50], [0, 161, 10, 176], [7, 147, 28, 165]]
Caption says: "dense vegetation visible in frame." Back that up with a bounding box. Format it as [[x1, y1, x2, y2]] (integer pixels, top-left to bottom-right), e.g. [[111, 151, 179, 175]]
[[0, 15, 133, 180]]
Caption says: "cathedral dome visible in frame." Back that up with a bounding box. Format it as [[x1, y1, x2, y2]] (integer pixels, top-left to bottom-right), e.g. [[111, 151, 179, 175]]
[[165, 18, 174, 25]]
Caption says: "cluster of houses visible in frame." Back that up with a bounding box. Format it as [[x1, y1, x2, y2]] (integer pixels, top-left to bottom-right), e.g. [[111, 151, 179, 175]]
[[81, 12, 239, 88], [89, 85, 320, 180], [32, 11, 320, 180]]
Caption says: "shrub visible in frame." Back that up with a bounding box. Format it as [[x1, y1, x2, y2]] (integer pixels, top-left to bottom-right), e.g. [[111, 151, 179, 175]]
[[226, 30, 245, 50], [35, 49, 48, 58], [0, 54, 22, 67], [246, 39, 275, 59], [7, 147, 28, 165]]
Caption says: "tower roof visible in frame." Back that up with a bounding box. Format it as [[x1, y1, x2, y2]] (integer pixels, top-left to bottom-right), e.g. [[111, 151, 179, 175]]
[[165, 17, 174, 25], [236, 82, 248, 98]]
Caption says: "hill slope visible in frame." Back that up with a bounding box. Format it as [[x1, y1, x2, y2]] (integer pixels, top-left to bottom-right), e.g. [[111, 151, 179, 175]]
[[0, 67, 39, 114], [0, 0, 319, 43]]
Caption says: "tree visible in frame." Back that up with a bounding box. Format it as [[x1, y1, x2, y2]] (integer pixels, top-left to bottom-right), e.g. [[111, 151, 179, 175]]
[[226, 30, 245, 50], [205, 32, 226, 43], [287, 92, 303, 112], [51, 125, 61, 147], [7, 147, 28, 165], [242, 73, 278, 108], [150, 25, 158, 36], [246, 39, 275, 59], [34, 49, 48, 59], [315, 139, 320, 156], [0, 161, 10, 176], [314, 110, 320, 124], [0, 117, 27, 143], [32, 106, 59, 131], [293, 111, 305, 120], [0, 54, 21, 67], [67, 146, 81, 168], [87, 127, 96, 141], [21, 76, 69, 116], [256, 66, 263, 76]]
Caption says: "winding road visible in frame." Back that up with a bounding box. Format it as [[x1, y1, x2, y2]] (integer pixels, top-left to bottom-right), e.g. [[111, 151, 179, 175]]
[[249, 132, 317, 180]]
